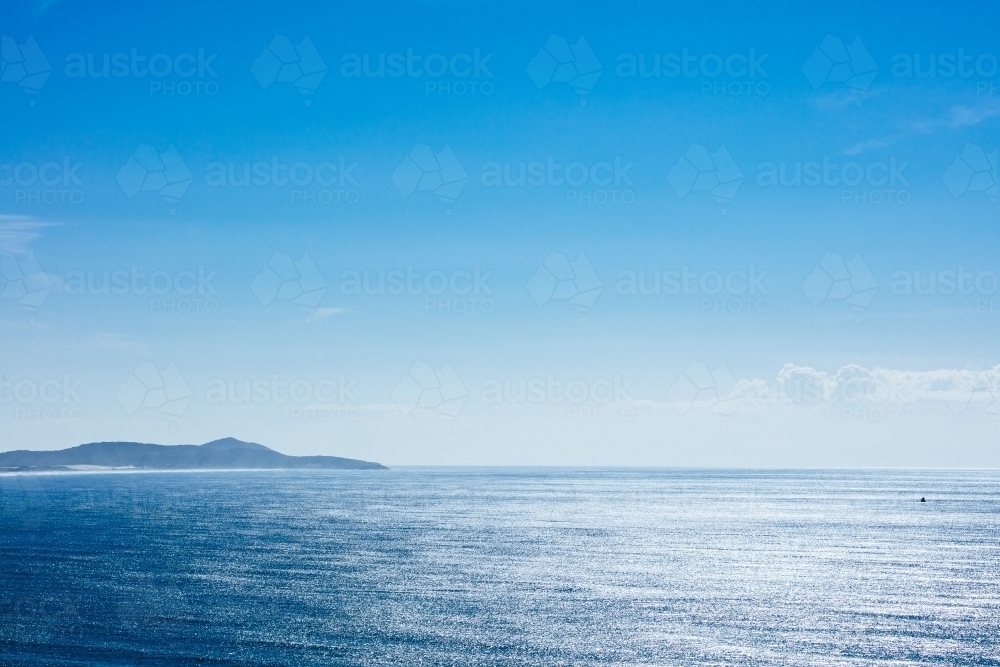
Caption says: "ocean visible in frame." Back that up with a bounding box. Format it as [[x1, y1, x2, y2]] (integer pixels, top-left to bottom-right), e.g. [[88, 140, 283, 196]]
[[1, 469, 999, 666]]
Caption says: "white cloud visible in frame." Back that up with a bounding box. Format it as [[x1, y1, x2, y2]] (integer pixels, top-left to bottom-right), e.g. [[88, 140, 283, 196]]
[[658, 362, 1000, 419], [733, 363, 1000, 413]]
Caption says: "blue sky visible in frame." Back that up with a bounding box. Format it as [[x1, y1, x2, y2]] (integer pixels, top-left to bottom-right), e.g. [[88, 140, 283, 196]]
[[1, 0, 999, 466]]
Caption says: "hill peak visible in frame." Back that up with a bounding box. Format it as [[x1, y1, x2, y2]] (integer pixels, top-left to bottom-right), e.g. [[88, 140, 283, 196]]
[[200, 438, 272, 452]]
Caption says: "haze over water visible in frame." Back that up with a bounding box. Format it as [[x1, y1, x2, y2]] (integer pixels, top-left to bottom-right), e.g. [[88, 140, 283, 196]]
[[2, 468, 999, 666]]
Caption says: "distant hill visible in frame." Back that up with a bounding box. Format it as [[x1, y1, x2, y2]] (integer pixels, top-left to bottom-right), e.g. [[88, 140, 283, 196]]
[[0, 438, 386, 471]]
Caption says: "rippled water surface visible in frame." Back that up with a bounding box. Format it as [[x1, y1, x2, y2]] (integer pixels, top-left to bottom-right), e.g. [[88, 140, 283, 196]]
[[2, 469, 999, 666]]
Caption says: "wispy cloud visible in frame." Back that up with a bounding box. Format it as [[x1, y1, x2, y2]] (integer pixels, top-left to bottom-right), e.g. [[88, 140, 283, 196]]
[[947, 98, 1000, 128], [304, 307, 345, 323], [90, 333, 148, 352], [903, 98, 1000, 135], [0, 216, 60, 253], [811, 86, 882, 112], [842, 138, 894, 155]]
